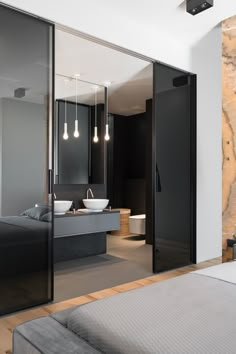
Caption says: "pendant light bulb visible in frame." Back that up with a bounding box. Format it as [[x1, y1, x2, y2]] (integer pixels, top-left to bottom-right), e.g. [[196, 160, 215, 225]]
[[63, 122, 68, 140], [105, 123, 110, 141], [74, 119, 79, 138], [93, 126, 99, 143]]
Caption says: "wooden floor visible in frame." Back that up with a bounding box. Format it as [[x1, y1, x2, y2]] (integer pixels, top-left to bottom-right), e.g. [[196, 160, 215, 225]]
[[0, 257, 221, 354]]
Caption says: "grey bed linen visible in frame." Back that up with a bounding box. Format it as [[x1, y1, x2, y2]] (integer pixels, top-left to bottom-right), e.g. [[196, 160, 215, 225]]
[[68, 273, 236, 354], [13, 316, 102, 354], [0, 216, 50, 275], [0, 215, 49, 229], [0, 216, 49, 242]]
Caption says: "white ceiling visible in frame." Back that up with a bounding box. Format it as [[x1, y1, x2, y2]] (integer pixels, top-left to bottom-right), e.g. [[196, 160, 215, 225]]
[[96, 0, 236, 46], [5, 0, 236, 48], [55, 29, 153, 116], [2, 0, 236, 51]]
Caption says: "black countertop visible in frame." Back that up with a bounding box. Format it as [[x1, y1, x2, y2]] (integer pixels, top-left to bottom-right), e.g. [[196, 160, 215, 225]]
[[54, 209, 120, 218]]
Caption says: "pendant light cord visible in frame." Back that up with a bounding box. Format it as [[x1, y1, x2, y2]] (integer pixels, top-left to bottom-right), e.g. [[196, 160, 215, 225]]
[[76, 76, 78, 120], [64, 80, 67, 123], [106, 87, 109, 124], [95, 87, 97, 126], [65, 96, 67, 122]]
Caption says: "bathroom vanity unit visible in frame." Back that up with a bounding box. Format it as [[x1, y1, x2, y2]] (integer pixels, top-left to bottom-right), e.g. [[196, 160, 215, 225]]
[[54, 210, 120, 263]]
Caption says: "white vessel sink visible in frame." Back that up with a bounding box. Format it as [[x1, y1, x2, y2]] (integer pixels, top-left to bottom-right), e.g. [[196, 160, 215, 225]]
[[54, 200, 72, 215], [82, 199, 109, 211]]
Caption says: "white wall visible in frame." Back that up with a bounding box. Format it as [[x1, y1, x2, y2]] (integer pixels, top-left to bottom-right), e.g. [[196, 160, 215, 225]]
[[190, 26, 222, 262], [2, 0, 222, 262]]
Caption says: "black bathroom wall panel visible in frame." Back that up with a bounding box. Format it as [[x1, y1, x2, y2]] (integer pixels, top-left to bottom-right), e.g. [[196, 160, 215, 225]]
[[107, 115, 127, 208], [106, 115, 114, 203], [145, 99, 154, 245], [90, 104, 106, 184], [126, 114, 146, 179], [124, 179, 145, 215], [55, 103, 106, 207], [107, 114, 146, 215], [125, 113, 146, 215], [57, 101, 89, 184]]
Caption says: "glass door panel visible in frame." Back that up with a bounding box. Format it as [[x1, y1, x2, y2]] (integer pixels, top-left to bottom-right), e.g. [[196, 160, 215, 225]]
[[153, 62, 196, 273], [0, 5, 53, 315]]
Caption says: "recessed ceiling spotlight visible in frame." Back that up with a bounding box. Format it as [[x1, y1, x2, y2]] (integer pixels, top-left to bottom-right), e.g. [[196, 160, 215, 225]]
[[104, 81, 111, 87], [74, 73, 80, 78], [186, 0, 213, 15]]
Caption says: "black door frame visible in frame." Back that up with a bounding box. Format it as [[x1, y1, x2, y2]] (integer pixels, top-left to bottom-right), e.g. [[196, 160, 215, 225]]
[[151, 62, 197, 273]]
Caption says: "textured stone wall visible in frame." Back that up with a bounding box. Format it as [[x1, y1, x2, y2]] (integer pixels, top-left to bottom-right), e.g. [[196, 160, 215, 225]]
[[222, 16, 236, 261]]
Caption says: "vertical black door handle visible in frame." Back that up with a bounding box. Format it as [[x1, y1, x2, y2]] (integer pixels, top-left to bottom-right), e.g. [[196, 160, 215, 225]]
[[156, 164, 162, 192], [48, 169, 53, 194]]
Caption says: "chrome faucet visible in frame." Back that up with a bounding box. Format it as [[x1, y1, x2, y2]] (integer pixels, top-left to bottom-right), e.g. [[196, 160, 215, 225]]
[[87, 188, 94, 199]]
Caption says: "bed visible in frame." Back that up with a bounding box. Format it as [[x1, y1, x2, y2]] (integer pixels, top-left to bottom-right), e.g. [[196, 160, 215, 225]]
[[13, 261, 236, 354], [0, 215, 50, 239], [0, 215, 52, 315]]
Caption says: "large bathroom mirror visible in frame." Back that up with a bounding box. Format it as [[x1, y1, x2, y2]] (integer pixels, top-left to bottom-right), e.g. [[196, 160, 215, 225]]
[[55, 76, 106, 184]]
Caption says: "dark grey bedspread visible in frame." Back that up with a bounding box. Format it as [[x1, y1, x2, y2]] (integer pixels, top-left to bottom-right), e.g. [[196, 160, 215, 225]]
[[0, 216, 50, 275], [0, 216, 49, 241]]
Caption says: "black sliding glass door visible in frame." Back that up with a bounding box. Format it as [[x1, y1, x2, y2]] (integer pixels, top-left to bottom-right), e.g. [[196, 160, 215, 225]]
[[153, 62, 196, 273], [0, 5, 54, 315]]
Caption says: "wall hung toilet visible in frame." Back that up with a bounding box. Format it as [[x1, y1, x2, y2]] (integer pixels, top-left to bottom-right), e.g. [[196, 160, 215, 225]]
[[129, 214, 146, 235]]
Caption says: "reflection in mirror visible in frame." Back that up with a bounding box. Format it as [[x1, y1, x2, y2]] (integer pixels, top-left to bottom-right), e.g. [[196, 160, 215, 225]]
[[55, 75, 106, 184]]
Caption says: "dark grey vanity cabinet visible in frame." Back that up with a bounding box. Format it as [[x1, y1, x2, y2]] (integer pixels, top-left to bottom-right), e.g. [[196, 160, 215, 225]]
[[54, 211, 120, 262], [54, 211, 120, 237]]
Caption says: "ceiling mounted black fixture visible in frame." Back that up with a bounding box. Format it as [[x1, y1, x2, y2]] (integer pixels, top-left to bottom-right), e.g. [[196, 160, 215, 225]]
[[186, 0, 213, 15], [14, 87, 26, 98]]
